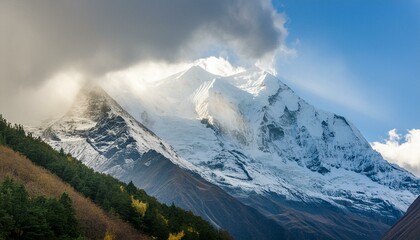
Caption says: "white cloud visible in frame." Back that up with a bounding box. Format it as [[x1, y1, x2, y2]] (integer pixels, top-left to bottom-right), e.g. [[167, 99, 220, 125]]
[[371, 129, 420, 177]]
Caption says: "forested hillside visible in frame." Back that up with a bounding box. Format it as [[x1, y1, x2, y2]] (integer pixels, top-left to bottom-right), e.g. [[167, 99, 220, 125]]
[[0, 115, 232, 240], [0, 145, 148, 240], [0, 177, 82, 239]]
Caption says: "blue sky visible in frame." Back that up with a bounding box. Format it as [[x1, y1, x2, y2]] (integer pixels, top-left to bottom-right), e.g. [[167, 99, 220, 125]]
[[272, 0, 420, 141]]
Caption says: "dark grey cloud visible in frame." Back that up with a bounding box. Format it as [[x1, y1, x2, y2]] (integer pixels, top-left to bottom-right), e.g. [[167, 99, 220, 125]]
[[0, 0, 285, 124]]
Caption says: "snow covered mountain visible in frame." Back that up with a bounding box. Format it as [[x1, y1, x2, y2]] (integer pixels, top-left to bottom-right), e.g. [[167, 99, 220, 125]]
[[30, 84, 290, 240], [107, 65, 420, 239], [31, 64, 420, 239]]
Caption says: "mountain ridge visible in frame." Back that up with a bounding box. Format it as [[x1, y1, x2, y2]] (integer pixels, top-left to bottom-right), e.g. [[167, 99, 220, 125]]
[[382, 196, 420, 240]]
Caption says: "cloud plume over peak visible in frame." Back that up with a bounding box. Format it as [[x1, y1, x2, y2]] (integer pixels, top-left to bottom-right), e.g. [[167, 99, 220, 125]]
[[0, 0, 286, 124], [1, 0, 285, 85]]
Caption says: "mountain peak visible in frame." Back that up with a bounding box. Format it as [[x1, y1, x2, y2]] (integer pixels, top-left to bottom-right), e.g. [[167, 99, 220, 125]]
[[78, 82, 108, 98], [65, 83, 117, 121], [187, 65, 207, 72], [226, 65, 289, 99], [178, 65, 218, 80]]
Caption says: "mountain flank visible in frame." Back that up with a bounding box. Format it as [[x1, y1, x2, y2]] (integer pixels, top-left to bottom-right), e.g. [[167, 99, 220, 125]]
[[123, 150, 293, 240], [382, 196, 420, 240]]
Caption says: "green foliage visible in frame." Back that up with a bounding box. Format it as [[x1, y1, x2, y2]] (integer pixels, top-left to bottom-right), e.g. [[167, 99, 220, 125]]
[[0, 177, 82, 239], [0, 115, 233, 240]]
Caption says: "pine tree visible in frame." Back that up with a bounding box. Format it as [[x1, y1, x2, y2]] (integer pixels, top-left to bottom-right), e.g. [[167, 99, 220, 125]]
[[0, 133, 5, 144], [59, 192, 80, 237], [0, 178, 82, 239], [59, 148, 66, 156], [126, 181, 137, 194]]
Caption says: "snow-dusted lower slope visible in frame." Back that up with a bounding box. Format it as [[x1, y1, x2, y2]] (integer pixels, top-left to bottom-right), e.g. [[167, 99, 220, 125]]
[[108, 65, 419, 239]]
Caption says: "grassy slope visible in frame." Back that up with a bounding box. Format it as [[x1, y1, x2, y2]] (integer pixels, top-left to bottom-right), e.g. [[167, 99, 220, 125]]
[[0, 145, 149, 240]]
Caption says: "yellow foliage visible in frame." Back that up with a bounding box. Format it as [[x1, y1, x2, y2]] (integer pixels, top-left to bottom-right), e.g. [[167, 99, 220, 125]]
[[168, 231, 184, 240], [187, 226, 197, 233], [103, 230, 115, 240], [119, 185, 125, 192], [131, 196, 147, 217], [159, 213, 169, 225]]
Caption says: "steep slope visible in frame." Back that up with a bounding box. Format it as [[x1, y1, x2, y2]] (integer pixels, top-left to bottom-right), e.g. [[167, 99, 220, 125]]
[[382, 196, 420, 240], [31, 85, 292, 240], [109, 65, 420, 239], [0, 145, 148, 240]]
